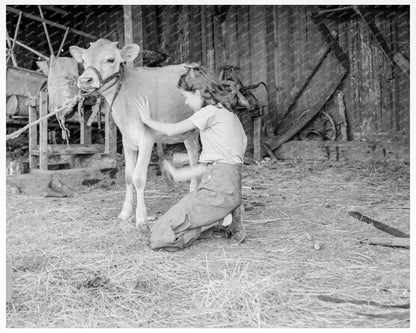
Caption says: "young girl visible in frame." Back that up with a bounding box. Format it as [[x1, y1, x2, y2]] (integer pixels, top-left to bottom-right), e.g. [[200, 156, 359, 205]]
[[135, 65, 247, 251]]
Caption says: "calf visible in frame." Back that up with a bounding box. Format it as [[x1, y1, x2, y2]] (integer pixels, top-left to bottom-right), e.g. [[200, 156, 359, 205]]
[[69, 39, 200, 225]]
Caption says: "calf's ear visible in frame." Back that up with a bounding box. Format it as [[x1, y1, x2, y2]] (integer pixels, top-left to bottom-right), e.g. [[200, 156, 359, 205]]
[[69, 46, 85, 63], [121, 44, 140, 63]]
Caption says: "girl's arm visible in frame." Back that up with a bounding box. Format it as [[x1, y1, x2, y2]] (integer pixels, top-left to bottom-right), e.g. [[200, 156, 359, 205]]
[[163, 160, 206, 182], [135, 96, 196, 136]]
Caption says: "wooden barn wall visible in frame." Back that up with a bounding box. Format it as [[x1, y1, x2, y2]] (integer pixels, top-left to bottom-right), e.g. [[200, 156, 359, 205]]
[[7, 5, 409, 144], [129, 5, 409, 144]]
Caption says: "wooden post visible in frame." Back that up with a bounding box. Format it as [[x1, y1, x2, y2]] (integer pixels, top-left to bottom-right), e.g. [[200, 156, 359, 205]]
[[310, 13, 350, 71], [124, 5, 142, 67], [83, 108, 92, 144], [253, 113, 262, 162], [79, 104, 85, 144], [28, 99, 38, 169], [39, 91, 48, 170], [105, 107, 117, 157], [335, 90, 348, 140], [124, 5, 133, 45]]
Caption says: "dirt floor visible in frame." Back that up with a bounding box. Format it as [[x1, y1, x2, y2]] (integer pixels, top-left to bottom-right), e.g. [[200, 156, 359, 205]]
[[6, 158, 410, 328]]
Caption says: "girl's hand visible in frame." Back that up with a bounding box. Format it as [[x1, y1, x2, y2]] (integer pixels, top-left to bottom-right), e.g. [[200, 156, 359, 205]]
[[135, 96, 151, 123], [162, 160, 177, 182]]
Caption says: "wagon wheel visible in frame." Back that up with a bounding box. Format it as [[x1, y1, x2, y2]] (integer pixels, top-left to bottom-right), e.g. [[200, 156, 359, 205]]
[[317, 111, 337, 141], [302, 111, 336, 141]]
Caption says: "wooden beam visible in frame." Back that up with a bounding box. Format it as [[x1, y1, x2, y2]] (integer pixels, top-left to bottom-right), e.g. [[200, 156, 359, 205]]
[[57, 28, 70, 58], [31, 144, 103, 156], [265, 67, 347, 152], [40, 5, 70, 16], [354, 6, 394, 62], [393, 53, 410, 80], [6, 30, 18, 66], [8, 11, 22, 66], [38, 6, 54, 56], [281, 42, 332, 121], [28, 101, 38, 169], [39, 91, 48, 170], [6, 37, 49, 60], [310, 13, 350, 71], [6, 6, 98, 40], [313, 6, 354, 16], [354, 6, 409, 80]]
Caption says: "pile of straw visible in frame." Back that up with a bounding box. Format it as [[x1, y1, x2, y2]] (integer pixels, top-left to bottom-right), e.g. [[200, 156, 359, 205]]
[[6, 159, 409, 327]]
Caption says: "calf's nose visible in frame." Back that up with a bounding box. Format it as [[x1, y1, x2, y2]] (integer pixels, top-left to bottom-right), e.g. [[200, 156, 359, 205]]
[[79, 76, 94, 85]]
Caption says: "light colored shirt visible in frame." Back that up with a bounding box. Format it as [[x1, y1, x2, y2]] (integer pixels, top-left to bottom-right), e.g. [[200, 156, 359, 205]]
[[189, 105, 247, 164]]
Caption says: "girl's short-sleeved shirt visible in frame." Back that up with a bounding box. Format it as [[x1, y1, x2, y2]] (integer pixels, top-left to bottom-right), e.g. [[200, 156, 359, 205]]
[[189, 105, 247, 164]]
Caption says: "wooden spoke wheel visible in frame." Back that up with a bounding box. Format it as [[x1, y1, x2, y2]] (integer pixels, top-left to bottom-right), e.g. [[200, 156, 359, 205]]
[[301, 111, 337, 141]]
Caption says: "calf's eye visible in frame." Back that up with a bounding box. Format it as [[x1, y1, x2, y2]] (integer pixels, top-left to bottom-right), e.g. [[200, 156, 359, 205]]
[[107, 58, 115, 63]]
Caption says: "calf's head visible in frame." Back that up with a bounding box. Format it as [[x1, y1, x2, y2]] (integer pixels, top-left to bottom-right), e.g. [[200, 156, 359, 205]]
[[69, 39, 140, 93], [37, 56, 80, 113]]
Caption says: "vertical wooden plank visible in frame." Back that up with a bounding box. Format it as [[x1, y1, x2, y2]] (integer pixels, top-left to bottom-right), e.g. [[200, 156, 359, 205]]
[[79, 105, 85, 144], [250, 6, 267, 107], [392, 10, 409, 134], [346, 17, 361, 138], [124, 5, 136, 68], [105, 104, 118, 157], [250, 5, 267, 161], [253, 115, 262, 162], [167, 6, 180, 64], [265, 4, 277, 135], [213, 8, 226, 71], [189, 5, 202, 63], [391, 15, 399, 132], [201, 6, 207, 66], [84, 109, 92, 145], [236, 5, 253, 150], [28, 101, 38, 169], [124, 5, 134, 44], [178, 6, 190, 63], [39, 91, 48, 170], [275, 6, 291, 127], [226, 6, 239, 66], [143, 5, 159, 52], [205, 6, 215, 70]]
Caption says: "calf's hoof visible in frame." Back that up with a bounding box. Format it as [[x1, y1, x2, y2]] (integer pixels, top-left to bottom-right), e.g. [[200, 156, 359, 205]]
[[117, 215, 133, 224], [135, 216, 148, 226]]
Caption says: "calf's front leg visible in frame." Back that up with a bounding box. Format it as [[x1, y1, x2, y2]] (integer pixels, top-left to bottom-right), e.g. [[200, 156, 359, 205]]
[[117, 140, 138, 222], [133, 136, 154, 225]]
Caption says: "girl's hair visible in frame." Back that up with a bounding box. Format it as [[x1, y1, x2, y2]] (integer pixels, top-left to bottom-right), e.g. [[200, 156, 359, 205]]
[[178, 65, 236, 111]]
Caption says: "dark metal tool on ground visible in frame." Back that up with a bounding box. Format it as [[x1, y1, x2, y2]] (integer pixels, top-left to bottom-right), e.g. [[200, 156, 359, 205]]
[[348, 211, 410, 238], [318, 295, 409, 309]]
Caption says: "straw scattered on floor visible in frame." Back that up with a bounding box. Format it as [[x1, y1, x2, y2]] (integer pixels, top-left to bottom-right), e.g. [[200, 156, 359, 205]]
[[6, 159, 410, 328]]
